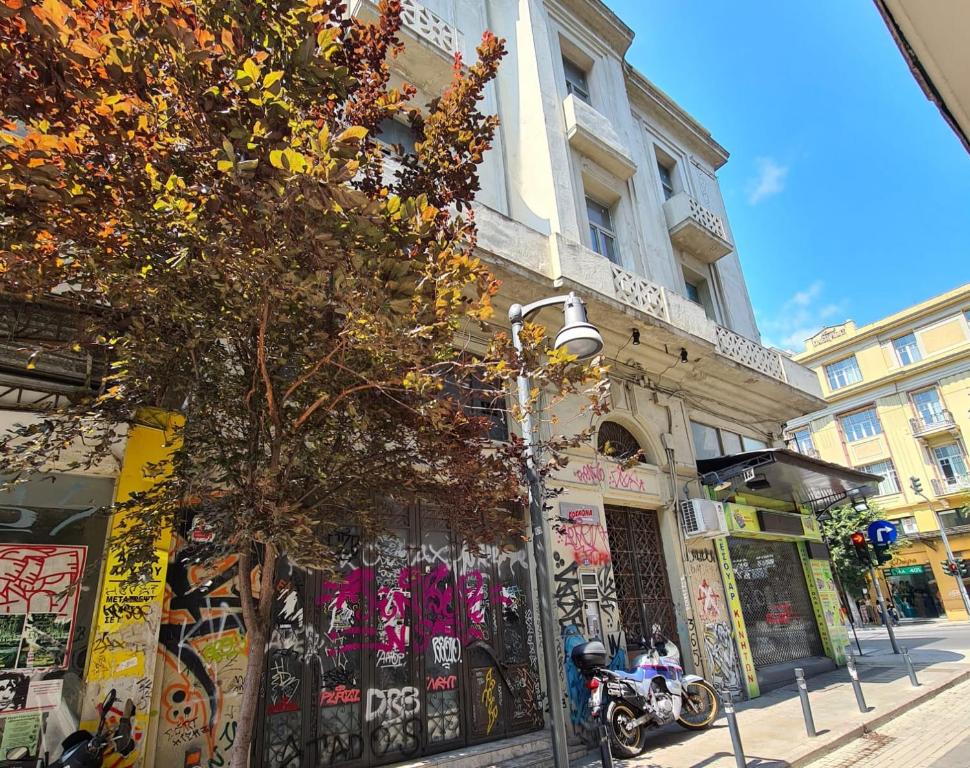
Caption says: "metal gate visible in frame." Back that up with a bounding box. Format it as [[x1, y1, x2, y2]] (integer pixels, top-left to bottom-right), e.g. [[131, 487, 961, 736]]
[[259, 503, 542, 768], [726, 538, 824, 667], [604, 505, 677, 643]]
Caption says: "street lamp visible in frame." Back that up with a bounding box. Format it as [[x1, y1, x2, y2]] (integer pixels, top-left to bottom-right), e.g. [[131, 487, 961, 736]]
[[509, 292, 602, 768]]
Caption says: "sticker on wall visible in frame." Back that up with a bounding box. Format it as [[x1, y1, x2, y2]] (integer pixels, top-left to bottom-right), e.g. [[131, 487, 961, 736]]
[[0, 712, 40, 754], [558, 503, 601, 525]]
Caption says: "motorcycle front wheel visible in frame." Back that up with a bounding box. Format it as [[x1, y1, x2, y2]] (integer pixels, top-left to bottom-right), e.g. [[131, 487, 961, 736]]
[[606, 701, 645, 757], [677, 680, 719, 730]]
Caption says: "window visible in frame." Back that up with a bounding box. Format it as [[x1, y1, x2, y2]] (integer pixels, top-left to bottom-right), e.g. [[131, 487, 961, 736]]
[[691, 421, 760, 459], [563, 57, 590, 103], [825, 357, 862, 390], [912, 388, 945, 425], [598, 422, 646, 463], [859, 460, 900, 496], [376, 117, 416, 155], [685, 278, 701, 304], [741, 436, 768, 451], [895, 516, 918, 535], [790, 428, 815, 455], [442, 374, 508, 442], [934, 444, 968, 485], [840, 408, 881, 442], [939, 507, 970, 530], [657, 161, 675, 201], [720, 430, 743, 455], [682, 268, 717, 321], [586, 197, 619, 264], [691, 421, 721, 460], [892, 333, 921, 366]]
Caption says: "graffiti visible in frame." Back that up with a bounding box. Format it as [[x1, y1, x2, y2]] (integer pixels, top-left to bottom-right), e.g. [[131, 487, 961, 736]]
[[370, 717, 421, 758], [431, 636, 461, 668], [686, 548, 718, 563], [686, 617, 704, 671], [426, 674, 457, 692], [562, 626, 590, 726], [558, 524, 611, 566], [270, 658, 300, 703], [266, 714, 302, 768], [0, 545, 86, 614], [552, 554, 584, 629], [206, 719, 237, 768], [524, 608, 538, 672], [200, 634, 244, 665], [319, 686, 361, 706], [320, 562, 506, 656], [704, 621, 743, 696], [607, 466, 646, 492], [365, 686, 420, 724], [481, 668, 499, 735], [500, 584, 524, 622], [321, 666, 356, 690], [376, 648, 406, 668], [316, 733, 363, 765], [572, 463, 606, 484], [696, 579, 722, 622]]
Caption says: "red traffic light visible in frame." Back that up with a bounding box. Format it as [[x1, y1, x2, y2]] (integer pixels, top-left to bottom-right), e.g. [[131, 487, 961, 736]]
[[850, 532, 865, 546]]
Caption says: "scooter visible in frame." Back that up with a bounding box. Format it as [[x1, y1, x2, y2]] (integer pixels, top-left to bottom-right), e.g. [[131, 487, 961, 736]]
[[571, 624, 719, 757], [1, 689, 136, 768]]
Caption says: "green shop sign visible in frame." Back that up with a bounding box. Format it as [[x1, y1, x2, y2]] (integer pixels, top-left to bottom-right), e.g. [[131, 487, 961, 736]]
[[887, 565, 925, 575]]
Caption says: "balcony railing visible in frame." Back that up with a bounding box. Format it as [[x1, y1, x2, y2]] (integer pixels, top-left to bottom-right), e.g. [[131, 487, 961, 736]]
[[932, 475, 970, 496], [663, 192, 733, 263], [715, 325, 787, 382], [350, 0, 462, 58], [911, 410, 958, 438]]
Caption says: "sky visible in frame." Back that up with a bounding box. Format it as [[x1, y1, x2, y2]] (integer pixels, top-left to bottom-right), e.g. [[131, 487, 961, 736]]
[[605, 1, 970, 352]]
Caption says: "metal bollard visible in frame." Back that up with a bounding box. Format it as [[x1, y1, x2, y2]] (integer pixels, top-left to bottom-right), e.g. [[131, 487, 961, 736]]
[[722, 692, 747, 768], [846, 657, 869, 713], [597, 723, 614, 768], [902, 648, 920, 687], [794, 668, 817, 737]]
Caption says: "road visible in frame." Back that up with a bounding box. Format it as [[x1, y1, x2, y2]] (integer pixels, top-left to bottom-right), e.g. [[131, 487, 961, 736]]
[[805, 618, 970, 768], [849, 617, 970, 662]]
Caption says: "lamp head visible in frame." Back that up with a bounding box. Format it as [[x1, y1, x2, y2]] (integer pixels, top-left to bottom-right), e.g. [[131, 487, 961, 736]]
[[554, 293, 603, 360]]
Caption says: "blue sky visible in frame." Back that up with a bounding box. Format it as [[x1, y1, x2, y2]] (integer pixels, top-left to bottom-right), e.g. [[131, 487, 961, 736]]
[[605, 1, 970, 351]]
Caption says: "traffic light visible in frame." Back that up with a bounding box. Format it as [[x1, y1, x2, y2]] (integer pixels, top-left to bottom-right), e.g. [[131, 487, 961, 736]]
[[942, 560, 959, 576], [872, 542, 893, 565], [850, 531, 871, 566], [910, 476, 923, 495], [958, 559, 970, 579]]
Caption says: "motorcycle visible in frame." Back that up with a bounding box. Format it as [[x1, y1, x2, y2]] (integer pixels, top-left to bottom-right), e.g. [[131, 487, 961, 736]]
[[1, 689, 136, 768], [570, 624, 719, 757]]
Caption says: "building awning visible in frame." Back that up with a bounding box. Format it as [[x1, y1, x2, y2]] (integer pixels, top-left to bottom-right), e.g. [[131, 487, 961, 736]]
[[696, 448, 882, 518]]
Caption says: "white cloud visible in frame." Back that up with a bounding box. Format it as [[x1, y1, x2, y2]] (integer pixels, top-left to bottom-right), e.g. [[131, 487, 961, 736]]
[[747, 157, 789, 205], [758, 281, 849, 353]]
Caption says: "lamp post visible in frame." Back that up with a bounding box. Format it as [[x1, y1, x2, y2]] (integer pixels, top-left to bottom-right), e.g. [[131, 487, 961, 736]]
[[509, 292, 603, 768]]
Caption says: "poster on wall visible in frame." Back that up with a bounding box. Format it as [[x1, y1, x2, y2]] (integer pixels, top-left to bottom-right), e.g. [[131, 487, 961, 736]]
[[0, 545, 87, 673], [0, 712, 41, 756]]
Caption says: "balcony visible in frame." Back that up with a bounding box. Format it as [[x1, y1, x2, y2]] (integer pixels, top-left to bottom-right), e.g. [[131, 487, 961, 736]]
[[562, 94, 637, 181], [714, 325, 787, 382], [350, 0, 461, 56], [932, 475, 970, 497], [911, 410, 959, 439], [662, 192, 733, 263]]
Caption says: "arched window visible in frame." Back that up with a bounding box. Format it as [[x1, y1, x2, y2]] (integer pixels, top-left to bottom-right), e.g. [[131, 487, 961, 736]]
[[597, 422, 646, 463]]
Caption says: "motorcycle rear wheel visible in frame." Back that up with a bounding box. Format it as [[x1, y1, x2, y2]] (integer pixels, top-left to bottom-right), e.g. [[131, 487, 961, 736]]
[[606, 702, 645, 757], [677, 680, 719, 730]]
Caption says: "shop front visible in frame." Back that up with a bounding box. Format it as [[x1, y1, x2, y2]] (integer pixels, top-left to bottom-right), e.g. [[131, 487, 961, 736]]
[[697, 449, 880, 695]]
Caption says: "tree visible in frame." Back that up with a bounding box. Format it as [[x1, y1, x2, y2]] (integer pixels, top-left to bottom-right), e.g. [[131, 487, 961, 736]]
[[0, 1, 607, 765], [821, 503, 897, 598]]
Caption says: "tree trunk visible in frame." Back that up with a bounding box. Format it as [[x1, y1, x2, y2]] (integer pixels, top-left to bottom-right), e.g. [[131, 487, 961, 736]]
[[230, 543, 278, 768]]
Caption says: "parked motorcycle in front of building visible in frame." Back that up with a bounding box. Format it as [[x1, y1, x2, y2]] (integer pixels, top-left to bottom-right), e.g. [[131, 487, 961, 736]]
[[570, 624, 719, 757]]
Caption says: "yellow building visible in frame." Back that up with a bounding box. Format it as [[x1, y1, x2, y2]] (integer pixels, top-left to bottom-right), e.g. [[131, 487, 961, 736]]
[[786, 283, 970, 621]]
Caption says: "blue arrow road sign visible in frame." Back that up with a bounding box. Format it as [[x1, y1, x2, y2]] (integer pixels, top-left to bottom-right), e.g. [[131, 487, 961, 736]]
[[867, 519, 898, 545]]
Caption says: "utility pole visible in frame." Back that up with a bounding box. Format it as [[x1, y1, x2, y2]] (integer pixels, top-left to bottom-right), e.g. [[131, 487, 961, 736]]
[[850, 531, 899, 654], [911, 477, 970, 617]]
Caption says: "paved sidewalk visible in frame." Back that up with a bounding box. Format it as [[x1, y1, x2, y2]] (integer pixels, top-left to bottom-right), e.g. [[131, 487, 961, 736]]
[[572, 650, 970, 768], [805, 678, 970, 767]]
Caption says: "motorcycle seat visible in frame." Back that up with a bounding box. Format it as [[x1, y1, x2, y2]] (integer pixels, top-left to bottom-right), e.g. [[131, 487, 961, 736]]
[[606, 667, 648, 682]]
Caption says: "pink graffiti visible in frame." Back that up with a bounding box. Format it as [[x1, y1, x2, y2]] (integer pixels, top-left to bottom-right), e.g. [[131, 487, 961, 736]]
[[319, 563, 511, 657], [573, 463, 606, 484], [608, 466, 645, 492], [320, 686, 361, 706], [426, 674, 458, 691], [558, 524, 611, 566]]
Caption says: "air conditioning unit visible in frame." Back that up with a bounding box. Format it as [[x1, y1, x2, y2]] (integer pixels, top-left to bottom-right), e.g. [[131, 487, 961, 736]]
[[679, 499, 728, 539]]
